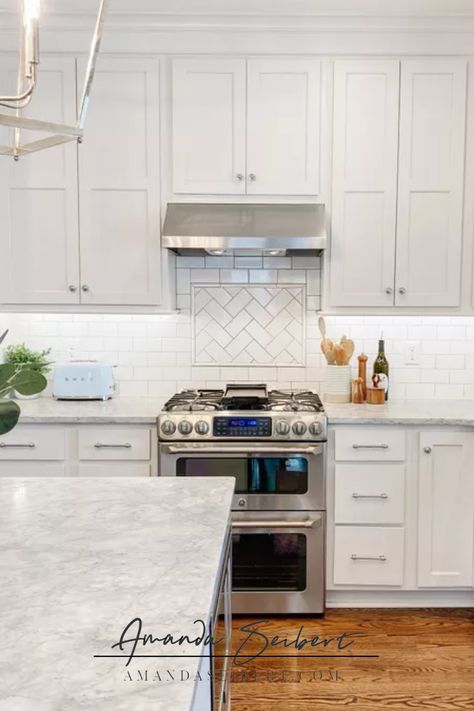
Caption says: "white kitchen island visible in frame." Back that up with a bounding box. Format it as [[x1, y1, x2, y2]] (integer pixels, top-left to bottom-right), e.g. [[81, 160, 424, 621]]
[[0, 476, 234, 711]]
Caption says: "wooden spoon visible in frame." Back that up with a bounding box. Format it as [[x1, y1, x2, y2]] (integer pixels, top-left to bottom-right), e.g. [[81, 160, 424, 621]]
[[335, 344, 346, 366], [318, 316, 326, 339]]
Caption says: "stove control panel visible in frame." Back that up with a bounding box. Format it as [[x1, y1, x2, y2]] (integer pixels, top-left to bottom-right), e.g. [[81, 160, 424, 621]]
[[158, 413, 327, 441], [213, 416, 272, 437]]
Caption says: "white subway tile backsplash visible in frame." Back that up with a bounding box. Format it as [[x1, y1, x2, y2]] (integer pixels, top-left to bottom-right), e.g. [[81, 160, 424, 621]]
[[4, 256, 474, 403]]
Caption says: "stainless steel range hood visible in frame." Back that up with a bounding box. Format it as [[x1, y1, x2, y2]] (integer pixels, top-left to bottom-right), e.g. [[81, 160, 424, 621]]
[[162, 203, 327, 255]]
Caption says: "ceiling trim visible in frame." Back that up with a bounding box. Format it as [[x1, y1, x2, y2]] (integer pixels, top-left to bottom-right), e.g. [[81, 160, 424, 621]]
[[3, 11, 474, 33]]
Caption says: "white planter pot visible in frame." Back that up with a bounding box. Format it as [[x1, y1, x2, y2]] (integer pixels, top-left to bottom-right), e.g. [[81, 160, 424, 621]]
[[323, 365, 352, 403]]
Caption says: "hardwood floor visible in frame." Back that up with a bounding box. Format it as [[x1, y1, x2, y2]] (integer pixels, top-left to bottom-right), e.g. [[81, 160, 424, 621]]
[[230, 609, 474, 711]]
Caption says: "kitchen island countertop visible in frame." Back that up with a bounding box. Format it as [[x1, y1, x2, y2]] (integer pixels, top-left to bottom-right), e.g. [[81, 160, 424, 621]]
[[0, 476, 234, 711], [15, 396, 474, 428]]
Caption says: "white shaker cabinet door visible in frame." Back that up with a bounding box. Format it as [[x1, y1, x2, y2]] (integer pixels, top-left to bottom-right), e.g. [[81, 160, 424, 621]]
[[246, 59, 321, 196], [0, 56, 80, 304], [78, 57, 161, 305], [395, 60, 466, 307], [330, 60, 399, 307], [417, 432, 474, 587], [172, 58, 246, 195]]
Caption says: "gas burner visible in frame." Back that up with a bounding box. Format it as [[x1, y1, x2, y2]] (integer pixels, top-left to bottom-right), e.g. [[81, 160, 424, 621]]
[[164, 389, 224, 412], [267, 389, 324, 413]]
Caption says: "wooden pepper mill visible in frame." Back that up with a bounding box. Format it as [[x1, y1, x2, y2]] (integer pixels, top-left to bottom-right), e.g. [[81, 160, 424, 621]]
[[357, 353, 368, 401]]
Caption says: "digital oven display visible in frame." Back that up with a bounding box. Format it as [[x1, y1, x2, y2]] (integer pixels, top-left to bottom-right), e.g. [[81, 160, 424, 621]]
[[213, 416, 272, 437]]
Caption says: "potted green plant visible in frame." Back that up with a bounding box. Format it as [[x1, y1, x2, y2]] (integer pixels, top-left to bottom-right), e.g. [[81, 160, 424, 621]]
[[0, 331, 47, 436], [4, 342, 52, 399]]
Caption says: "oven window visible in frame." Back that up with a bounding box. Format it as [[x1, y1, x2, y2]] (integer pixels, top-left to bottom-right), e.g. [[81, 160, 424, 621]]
[[176, 458, 248, 492], [176, 457, 308, 495], [232, 532, 307, 591]]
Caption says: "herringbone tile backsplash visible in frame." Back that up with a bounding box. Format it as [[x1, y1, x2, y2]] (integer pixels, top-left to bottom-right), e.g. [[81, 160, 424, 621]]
[[2, 253, 474, 400]]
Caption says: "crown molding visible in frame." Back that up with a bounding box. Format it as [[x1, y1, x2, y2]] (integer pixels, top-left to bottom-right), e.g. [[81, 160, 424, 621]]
[[3, 10, 474, 34]]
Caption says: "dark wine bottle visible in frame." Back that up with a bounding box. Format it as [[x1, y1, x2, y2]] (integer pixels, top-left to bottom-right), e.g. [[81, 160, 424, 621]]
[[373, 339, 389, 401]]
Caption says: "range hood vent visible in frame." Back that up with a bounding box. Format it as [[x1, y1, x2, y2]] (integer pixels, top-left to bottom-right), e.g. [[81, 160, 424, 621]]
[[162, 203, 327, 255]]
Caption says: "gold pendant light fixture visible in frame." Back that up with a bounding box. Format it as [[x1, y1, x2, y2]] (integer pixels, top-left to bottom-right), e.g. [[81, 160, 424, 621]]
[[0, 0, 109, 160]]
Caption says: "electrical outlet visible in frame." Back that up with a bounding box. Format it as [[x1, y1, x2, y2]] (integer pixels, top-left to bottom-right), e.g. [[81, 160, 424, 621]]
[[405, 341, 420, 366]]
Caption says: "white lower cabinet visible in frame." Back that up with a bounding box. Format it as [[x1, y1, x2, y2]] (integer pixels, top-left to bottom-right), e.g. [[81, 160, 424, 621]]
[[0, 424, 156, 477], [331, 425, 474, 599], [417, 431, 474, 588]]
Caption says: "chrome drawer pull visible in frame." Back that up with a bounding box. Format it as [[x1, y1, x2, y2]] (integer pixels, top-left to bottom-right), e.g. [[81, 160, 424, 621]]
[[352, 492, 388, 500], [232, 519, 319, 530], [94, 442, 132, 449], [351, 554, 387, 562], [0, 442, 36, 448], [352, 444, 389, 450]]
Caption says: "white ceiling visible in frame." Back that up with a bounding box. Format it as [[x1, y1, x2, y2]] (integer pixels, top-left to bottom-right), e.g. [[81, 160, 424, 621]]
[[2, 0, 474, 16]]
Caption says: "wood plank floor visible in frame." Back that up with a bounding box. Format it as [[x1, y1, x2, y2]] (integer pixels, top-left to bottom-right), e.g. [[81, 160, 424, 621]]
[[230, 609, 474, 711]]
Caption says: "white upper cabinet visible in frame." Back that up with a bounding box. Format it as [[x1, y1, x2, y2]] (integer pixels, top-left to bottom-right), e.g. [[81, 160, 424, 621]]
[[172, 58, 246, 195], [172, 57, 321, 196], [417, 432, 474, 587], [246, 59, 320, 195], [331, 60, 400, 306], [0, 57, 80, 304], [330, 58, 467, 310], [78, 57, 161, 305], [395, 60, 467, 307]]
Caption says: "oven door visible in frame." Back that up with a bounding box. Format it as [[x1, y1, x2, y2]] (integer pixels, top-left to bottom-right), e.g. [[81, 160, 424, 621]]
[[159, 441, 325, 510], [231, 510, 325, 614]]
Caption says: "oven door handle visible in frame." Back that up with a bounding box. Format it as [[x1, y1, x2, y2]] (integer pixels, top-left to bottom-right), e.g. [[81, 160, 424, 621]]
[[232, 516, 321, 530], [162, 444, 322, 455]]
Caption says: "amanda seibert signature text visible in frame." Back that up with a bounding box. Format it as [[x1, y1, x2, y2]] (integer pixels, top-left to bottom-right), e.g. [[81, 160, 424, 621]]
[[107, 617, 367, 667]]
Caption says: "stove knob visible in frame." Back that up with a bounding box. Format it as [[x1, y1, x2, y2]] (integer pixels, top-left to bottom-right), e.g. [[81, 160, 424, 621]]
[[276, 420, 291, 435], [195, 420, 209, 435], [161, 420, 176, 435], [309, 421, 322, 436], [292, 421, 307, 436], [178, 420, 193, 435]]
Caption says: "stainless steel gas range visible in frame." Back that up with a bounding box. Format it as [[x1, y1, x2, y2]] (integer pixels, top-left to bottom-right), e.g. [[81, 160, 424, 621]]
[[158, 384, 327, 614]]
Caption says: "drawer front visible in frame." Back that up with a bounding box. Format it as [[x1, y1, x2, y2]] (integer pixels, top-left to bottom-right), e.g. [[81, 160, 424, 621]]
[[335, 427, 405, 461], [78, 428, 150, 461], [0, 462, 65, 476], [334, 526, 404, 586], [77, 463, 151, 477], [335, 464, 405, 524], [0, 427, 65, 460]]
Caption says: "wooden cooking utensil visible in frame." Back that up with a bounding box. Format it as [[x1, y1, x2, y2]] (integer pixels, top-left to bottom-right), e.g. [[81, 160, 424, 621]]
[[340, 336, 355, 365], [335, 344, 346, 366], [318, 316, 326, 339], [321, 339, 336, 364]]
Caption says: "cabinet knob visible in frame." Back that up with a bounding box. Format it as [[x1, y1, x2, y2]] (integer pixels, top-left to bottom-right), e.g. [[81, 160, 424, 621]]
[[249, 173, 256, 181], [424, 446, 432, 454], [81, 285, 90, 292], [385, 287, 393, 295], [398, 287, 407, 295], [68, 285, 77, 292], [236, 173, 244, 181]]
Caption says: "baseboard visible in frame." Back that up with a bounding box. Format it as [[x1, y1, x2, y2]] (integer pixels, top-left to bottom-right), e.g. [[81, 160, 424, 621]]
[[326, 589, 474, 608]]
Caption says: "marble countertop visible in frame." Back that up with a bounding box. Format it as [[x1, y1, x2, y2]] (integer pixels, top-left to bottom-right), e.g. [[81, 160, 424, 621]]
[[17, 396, 166, 424], [16, 396, 474, 427], [0, 476, 234, 711], [325, 399, 474, 426]]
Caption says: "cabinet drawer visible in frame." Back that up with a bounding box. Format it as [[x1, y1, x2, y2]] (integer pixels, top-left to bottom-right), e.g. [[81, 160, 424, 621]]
[[335, 464, 405, 524], [77, 463, 151, 477], [0, 427, 65, 460], [335, 427, 405, 461], [334, 526, 404, 586], [78, 428, 150, 461]]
